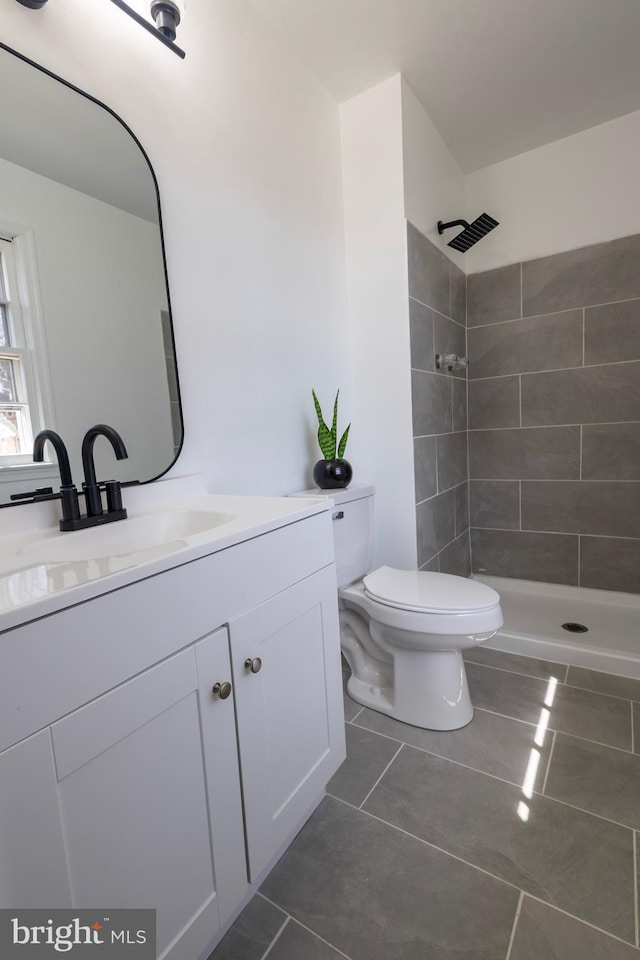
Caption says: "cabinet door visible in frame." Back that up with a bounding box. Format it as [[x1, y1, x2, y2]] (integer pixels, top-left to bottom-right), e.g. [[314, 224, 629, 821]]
[[230, 565, 346, 880], [50, 629, 246, 960], [0, 729, 71, 908], [195, 629, 248, 927]]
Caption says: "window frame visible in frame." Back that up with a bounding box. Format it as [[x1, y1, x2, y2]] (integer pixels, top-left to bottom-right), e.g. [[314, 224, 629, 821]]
[[0, 226, 55, 470]]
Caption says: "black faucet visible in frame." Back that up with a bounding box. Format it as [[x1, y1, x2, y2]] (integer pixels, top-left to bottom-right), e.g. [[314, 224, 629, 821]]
[[30, 426, 129, 531], [81, 424, 129, 522], [33, 430, 73, 485], [32, 430, 81, 527]]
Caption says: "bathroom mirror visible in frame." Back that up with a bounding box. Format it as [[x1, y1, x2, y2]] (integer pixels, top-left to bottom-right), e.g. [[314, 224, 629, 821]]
[[0, 43, 182, 506]]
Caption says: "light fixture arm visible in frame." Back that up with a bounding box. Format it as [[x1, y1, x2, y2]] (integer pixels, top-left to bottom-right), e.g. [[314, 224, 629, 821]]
[[15, 0, 185, 58], [110, 0, 185, 58]]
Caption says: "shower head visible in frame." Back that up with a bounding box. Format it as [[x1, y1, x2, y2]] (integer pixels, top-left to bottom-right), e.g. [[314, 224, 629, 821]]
[[437, 213, 499, 252]]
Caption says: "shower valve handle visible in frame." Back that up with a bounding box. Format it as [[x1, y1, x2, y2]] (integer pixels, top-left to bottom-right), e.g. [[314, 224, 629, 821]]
[[436, 353, 469, 372]]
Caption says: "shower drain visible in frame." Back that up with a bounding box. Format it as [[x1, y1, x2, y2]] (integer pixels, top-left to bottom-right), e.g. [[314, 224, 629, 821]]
[[562, 622, 589, 633]]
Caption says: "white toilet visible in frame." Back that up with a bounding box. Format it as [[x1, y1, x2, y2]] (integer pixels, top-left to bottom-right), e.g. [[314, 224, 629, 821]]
[[295, 484, 503, 731]]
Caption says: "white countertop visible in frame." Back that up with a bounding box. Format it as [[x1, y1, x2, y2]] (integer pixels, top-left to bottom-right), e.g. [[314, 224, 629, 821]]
[[0, 475, 330, 633]]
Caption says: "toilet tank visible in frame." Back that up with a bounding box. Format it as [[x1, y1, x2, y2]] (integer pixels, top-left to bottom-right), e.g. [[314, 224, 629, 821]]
[[290, 484, 375, 588]]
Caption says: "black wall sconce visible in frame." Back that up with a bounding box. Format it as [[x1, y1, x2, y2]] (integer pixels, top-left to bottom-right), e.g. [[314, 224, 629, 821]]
[[15, 0, 186, 58], [110, 0, 185, 57]]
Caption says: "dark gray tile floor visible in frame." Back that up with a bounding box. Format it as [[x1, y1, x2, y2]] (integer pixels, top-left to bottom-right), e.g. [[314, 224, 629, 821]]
[[210, 646, 640, 959]]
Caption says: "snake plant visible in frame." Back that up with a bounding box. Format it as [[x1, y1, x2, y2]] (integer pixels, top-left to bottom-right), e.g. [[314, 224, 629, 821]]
[[312, 389, 350, 460]]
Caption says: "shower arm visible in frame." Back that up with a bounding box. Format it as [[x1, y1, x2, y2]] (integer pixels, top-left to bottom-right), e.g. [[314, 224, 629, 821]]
[[438, 219, 470, 234]]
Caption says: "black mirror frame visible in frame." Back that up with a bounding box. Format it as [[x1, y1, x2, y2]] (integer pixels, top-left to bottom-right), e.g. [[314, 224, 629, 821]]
[[0, 40, 184, 507]]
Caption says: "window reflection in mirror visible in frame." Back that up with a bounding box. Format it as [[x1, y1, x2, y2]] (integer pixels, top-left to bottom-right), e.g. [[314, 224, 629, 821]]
[[0, 239, 37, 460], [0, 44, 182, 506]]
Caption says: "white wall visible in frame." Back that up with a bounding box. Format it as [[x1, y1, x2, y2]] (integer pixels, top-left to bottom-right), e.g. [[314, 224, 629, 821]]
[[340, 76, 416, 569], [464, 108, 640, 273], [0, 156, 172, 487], [2, 0, 347, 498], [339, 76, 467, 570], [401, 79, 465, 265]]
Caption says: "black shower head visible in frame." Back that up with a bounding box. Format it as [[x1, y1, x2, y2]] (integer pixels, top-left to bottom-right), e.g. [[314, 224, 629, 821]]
[[437, 213, 499, 252]]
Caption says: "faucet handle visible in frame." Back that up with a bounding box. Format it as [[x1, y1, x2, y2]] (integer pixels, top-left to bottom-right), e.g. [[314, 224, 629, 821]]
[[59, 486, 81, 526], [10, 486, 55, 501], [81, 481, 103, 518], [104, 480, 124, 514]]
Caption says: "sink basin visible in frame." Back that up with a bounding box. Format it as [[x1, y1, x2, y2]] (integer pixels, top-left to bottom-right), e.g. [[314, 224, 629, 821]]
[[19, 509, 235, 564]]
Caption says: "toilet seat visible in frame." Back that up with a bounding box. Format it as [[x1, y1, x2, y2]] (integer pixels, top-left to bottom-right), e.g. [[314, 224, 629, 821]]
[[363, 566, 501, 615]]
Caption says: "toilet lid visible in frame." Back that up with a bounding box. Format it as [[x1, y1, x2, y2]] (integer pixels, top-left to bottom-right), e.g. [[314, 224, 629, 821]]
[[363, 566, 501, 614]]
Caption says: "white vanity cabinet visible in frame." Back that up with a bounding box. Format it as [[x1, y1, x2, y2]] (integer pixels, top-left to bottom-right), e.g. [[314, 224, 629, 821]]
[[0, 728, 72, 908], [49, 630, 246, 960], [0, 508, 345, 960], [230, 564, 342, 880]]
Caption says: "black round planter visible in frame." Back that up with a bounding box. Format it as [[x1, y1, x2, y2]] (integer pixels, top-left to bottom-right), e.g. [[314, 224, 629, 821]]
[[313, 458, 353, 490]]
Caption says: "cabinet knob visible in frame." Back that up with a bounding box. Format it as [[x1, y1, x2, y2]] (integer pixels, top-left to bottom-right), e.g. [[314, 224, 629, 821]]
[[212, 681, 232, 699], [244, 656, 262, 674]]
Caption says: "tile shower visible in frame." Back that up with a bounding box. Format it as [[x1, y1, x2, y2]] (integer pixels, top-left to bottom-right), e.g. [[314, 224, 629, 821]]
[[408, 222, 470, 577], [408, 223, 640, 594]]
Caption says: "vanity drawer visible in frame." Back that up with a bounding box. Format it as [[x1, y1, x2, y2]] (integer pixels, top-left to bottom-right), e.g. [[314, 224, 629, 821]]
[[0, 511, 334, 751]]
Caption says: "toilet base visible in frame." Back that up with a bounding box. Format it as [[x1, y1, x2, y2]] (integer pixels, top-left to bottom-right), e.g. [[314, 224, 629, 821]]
[[346, 648, 474, 731]]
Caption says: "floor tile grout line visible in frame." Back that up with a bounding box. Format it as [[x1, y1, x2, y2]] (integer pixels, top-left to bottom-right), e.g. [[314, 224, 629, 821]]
[[460, 705, 536, 730], [343, 723, 638, 833], [332, 793, 523, 892], [349, 697, 638, 760], [257, 891, 289, 915], [467, 657, 640, 706], [464, 702, 635, 756], [465, 657, 569, 684], [559, 682, 640, 707], [258, 856, 376, 960], [634, 831, 639, 948], [259, 915, 291, 960], [504, 890, 524, 960], [331, 794, 637, 946], [464, 659, 640, 703], [288, 917, 357, 960], [348, 719, 545, 793], [541, 730, 557, 795], [351, 702, 540, 738], [522, 891, 640, 952], [348, 718, 413, 746], [346, 705, 364, 724], [345, 676, 638, 756], [358, 742, 404, 809], [330, 797, 634, 946], [534, 773, 640, 833]]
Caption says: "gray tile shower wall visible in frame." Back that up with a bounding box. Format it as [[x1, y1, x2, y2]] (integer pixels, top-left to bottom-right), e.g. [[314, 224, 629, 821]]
[[467, 233, 640, 593], [407, 222, 469, 575]]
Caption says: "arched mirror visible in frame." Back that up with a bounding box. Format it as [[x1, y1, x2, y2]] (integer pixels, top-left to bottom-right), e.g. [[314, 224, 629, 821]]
[[0, 43, 182, 507]]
